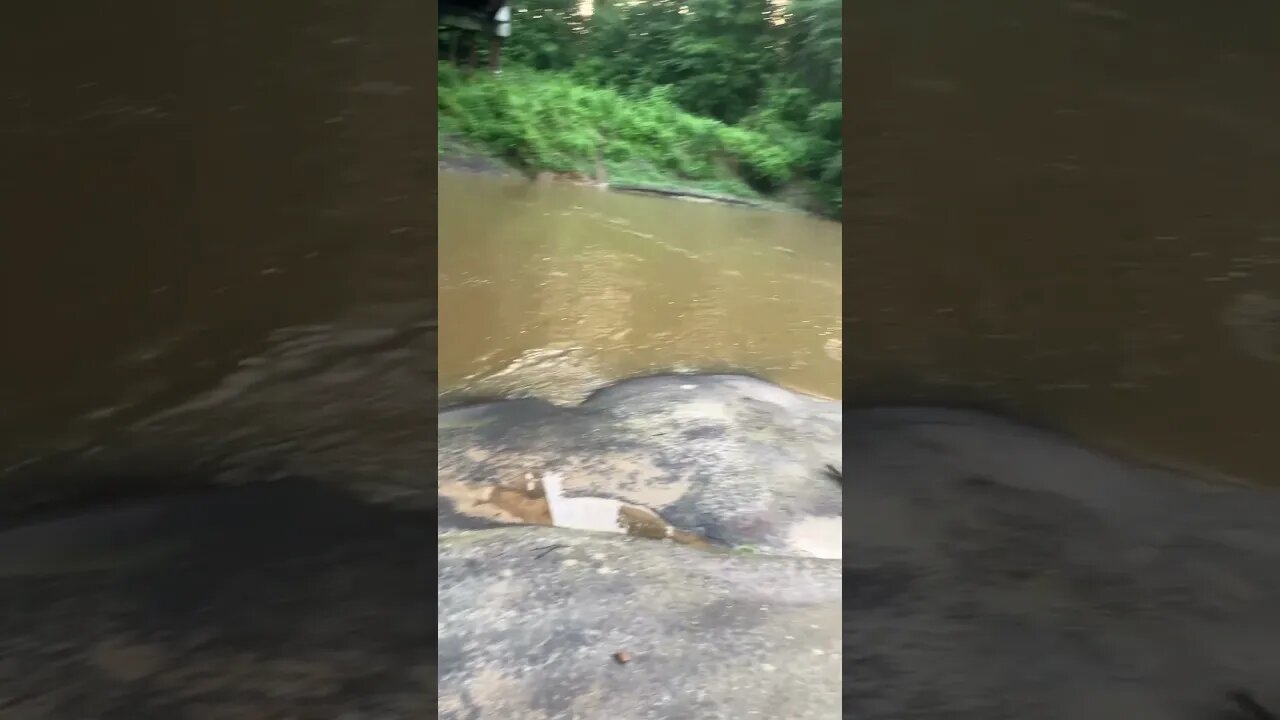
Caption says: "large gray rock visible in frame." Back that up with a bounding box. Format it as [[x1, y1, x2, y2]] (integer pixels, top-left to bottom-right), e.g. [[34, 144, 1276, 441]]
[[437, 379, 1275, 718], [438, 526, 842, 720], [439, 373, 842, 559], [0, 480, 434, 719], [12, 307, 1280, 720], [0, 302, 437, 719], [844, 407, 1280, 719], [436, 374, 845, 719], [0, 368, 845, 719]]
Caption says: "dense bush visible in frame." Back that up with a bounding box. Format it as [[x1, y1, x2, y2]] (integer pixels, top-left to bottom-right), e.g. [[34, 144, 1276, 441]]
[[439, 65, 799, 196], [438, 0, 842, 216]]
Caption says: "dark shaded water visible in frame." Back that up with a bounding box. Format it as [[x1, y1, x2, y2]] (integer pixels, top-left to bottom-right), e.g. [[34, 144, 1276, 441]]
[[852, 0, 1280, 484], [0, 1, 433, 473]]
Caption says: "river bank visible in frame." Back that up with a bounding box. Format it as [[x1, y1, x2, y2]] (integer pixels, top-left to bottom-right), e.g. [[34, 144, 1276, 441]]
[[438, 131, 815, 213], [437, 62, 837, 217]]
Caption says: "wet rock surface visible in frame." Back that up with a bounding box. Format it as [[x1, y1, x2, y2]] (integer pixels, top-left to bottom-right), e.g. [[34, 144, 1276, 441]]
[[439, 373, 843, 559], [438, 526, 842, 720], [0, 303, 436, 718], [0, 480, 434, 719], [844, 407, 1280, 720], [441, 393, 1280, 719], [436, 374, 845, 719], [8, 318, 1280, 720], [0, 365, 850, 718]]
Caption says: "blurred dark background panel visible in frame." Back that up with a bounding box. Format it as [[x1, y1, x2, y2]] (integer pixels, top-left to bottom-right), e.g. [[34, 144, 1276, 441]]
[[848, 0, 1280, 484], [0, 0, 432, 470]]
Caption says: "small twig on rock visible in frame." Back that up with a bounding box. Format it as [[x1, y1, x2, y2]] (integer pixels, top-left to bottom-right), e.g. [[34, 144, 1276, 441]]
[[533, 543, 567, 560]]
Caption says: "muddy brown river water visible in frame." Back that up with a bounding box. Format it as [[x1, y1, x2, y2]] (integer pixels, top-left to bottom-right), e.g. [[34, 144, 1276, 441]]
[[4, 0, 1280, 492], [850, 0, 1280, 485], [0, 0, 432, 475], [438, 171, 843, 405]]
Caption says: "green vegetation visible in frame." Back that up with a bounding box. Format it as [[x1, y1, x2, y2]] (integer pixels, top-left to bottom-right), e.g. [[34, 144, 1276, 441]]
[[438, 0, 842, 217]]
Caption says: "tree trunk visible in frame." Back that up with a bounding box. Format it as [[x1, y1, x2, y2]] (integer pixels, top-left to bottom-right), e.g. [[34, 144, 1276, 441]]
[[489, 37, 502, 72]]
